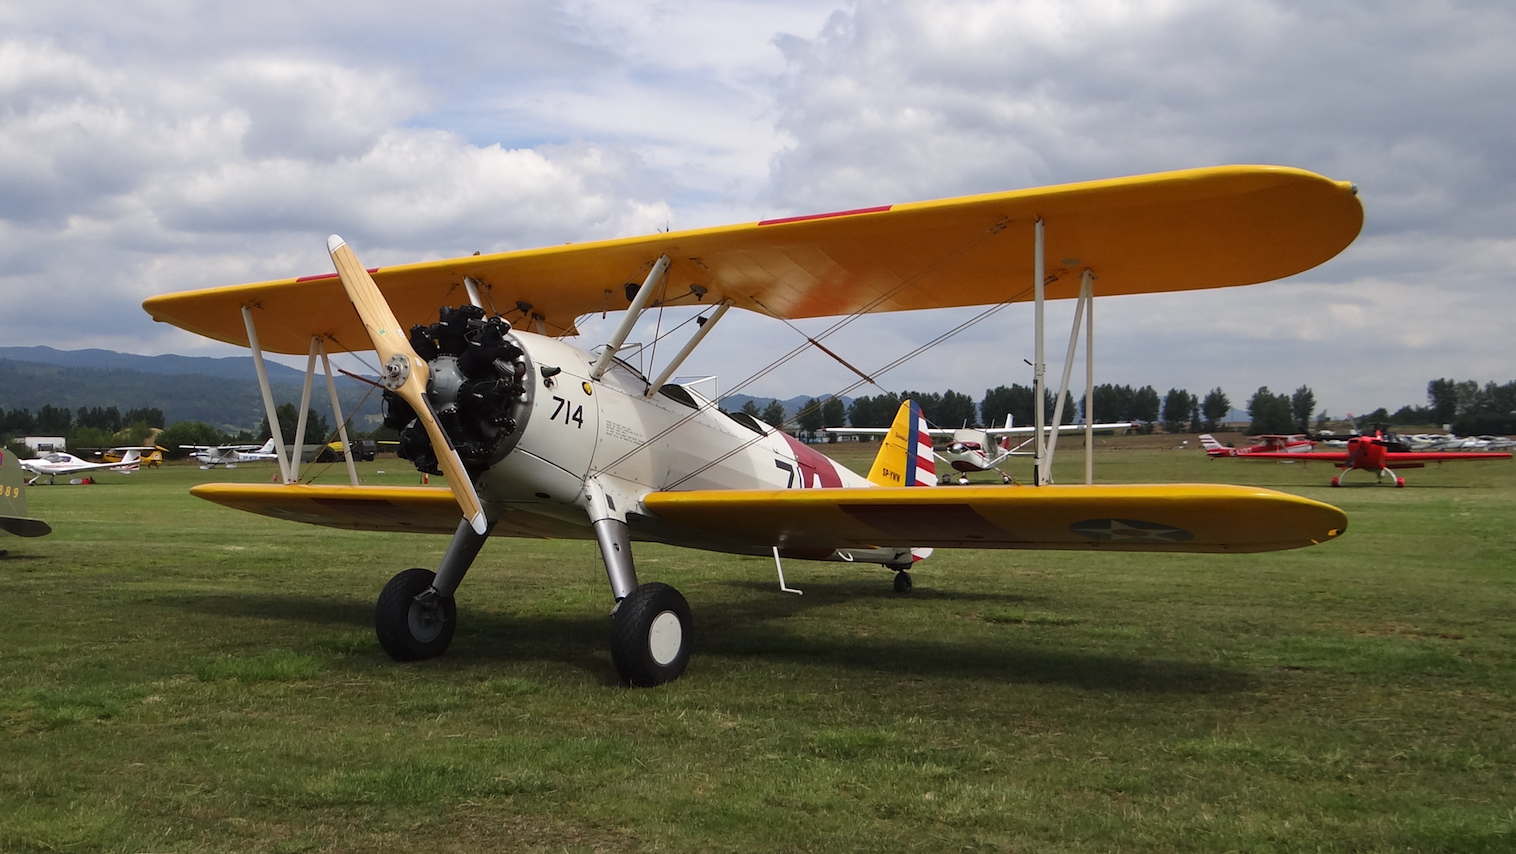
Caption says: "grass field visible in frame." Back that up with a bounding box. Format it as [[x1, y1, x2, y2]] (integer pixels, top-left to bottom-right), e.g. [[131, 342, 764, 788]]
[[2, 444, 1513, 852]]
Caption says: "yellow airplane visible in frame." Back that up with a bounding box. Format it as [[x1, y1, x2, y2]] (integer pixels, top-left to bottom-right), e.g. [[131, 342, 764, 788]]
[[104, 445, 167, 467], [143, 165, 1362, 686]]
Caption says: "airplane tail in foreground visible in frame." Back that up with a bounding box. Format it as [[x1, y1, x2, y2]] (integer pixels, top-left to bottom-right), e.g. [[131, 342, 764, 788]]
[[1199, 434, 1234, 456], [0, 450, 52, 538], [867, 400, 937, 488]]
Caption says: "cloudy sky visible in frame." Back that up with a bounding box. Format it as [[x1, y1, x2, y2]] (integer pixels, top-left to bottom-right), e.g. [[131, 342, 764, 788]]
[[2, 0, 1512, 418]]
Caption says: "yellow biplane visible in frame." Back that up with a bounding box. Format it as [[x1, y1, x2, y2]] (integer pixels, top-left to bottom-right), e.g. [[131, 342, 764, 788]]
[[143, 165, 1362, 686]]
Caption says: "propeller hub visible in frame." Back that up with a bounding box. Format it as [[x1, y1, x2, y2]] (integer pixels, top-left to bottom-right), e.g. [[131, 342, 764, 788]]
[[381, 353, 411, 390]]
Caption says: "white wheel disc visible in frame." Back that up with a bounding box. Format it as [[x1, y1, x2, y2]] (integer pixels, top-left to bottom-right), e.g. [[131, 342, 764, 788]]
[[647, 610, 684, 666]]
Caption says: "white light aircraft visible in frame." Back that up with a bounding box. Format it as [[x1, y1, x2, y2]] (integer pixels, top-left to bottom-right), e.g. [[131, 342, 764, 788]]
[[142, 165, 1362, 686], [183, 439, 279, 469], [18, 450, 140, 485], [831, 417, 1137, 483]]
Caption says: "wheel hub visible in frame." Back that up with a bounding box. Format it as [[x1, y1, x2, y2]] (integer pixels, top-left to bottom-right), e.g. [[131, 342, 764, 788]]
[[648, 610, 683, 666]]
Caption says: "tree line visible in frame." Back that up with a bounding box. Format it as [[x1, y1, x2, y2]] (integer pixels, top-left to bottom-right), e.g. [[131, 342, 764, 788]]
[[5, 376, 1512, 458], [1, 402, 334, 458]]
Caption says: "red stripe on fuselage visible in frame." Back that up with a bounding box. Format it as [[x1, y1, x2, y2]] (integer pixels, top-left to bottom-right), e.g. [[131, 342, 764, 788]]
[[779, 434, 845, 488]]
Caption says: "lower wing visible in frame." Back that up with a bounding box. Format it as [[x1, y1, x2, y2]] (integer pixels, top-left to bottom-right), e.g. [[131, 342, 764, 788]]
[[190, 482, 1346, 554], [642, 483, 1345, 553]]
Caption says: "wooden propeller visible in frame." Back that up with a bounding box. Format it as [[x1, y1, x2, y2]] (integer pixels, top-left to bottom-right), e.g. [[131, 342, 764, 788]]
[[327, 235, 488, 535]]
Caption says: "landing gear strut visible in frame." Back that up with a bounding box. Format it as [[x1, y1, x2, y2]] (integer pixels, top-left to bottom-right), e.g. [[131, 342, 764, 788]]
[[593, 514, 693, 686], [374, 517, 491, 662]]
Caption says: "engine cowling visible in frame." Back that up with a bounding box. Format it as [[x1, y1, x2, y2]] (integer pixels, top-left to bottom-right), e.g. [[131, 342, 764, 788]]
[[383, 304, 534, 478]]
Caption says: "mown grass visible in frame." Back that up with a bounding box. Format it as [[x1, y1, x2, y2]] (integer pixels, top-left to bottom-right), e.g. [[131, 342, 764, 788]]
[[1, 447, 1513, 852]]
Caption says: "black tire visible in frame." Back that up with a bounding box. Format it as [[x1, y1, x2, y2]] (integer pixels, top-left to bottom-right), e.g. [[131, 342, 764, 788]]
[[610, 582, 693, 687], [375, 568, 456, 661], [893, 570, 913, 594]]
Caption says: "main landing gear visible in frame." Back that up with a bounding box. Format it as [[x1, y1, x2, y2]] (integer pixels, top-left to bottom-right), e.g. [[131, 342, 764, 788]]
[[594, 515, 693, 686], [371, 512, 694, 687]]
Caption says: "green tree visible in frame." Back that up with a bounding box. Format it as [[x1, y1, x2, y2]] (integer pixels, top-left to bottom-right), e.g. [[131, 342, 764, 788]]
[[796, 398, 823, 436], [36, 404, 71, 435], [847, 393, 899, 430], [1247, 387, 1296, 434], [1161, 388, 1195, 434], [937, 390, 978, 428], [157, 421, 228, 456], [760, 400, 787, 427], [1290, 385, 1316, 433], [1201, 387, 1230, 431], [1132, 386, 1160, 433], [740, 400, 762, 419], [260, 403, 331, 445], [821, 397, 846, 442]]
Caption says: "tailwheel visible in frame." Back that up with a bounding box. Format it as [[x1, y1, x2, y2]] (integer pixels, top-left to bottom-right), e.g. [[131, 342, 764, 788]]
[[1395, 477, 1406, 488], [1000, 472, 1012, 484], [375, 568, 456, 661], [893, 570, 913, 594], [1331, 476, 1341, 487], [610, 582, 692, 687]]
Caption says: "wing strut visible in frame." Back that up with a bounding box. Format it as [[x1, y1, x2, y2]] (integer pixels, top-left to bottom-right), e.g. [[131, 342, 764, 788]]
[[591, 255, 670, 381], [1030, 226, 1099, 486], [242, 305, 294, 484], [646, 299, 733, 398]]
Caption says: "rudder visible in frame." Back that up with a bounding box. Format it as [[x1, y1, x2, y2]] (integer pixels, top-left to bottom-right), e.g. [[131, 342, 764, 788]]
[[867, 400, 936, 487]]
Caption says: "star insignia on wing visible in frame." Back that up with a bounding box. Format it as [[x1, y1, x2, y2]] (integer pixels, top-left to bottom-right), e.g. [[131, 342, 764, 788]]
[[1069, 518, 1194, 544]]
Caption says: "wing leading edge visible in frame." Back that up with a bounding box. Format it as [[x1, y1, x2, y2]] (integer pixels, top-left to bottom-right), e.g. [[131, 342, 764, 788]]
[[143, 165, 1362, 355]]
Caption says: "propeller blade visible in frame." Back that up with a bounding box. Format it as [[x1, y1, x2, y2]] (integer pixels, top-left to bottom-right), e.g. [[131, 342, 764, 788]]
[[327, 235, 488, 535]]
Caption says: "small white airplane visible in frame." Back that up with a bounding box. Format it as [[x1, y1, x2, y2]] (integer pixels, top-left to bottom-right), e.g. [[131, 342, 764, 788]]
[[183, 439, 279, 469], [18, 450, 141, 485], [830, 417, 1135, 483], [142, 164, 1363, 687]]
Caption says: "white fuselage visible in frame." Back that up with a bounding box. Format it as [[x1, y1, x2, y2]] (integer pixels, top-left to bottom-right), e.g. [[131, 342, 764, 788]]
[[19, 452, 138, 483], [474, 332, 875, 555]]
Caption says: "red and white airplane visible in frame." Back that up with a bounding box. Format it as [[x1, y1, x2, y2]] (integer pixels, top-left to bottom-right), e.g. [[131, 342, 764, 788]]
[[1200, 433, 1314, 456], [141, 165, 1362, 686], [834, 418, 1135, 483], [18, 449, 141, 485], [1205, 432, 1511, 487]]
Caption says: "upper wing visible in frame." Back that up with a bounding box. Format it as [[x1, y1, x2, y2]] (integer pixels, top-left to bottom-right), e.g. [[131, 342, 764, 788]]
[[641, 483, 1345, 554], [142, 165, 1362, 355]]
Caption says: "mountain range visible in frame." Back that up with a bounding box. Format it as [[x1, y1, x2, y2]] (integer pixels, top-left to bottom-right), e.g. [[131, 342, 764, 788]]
[[0, 347, 827, 432]]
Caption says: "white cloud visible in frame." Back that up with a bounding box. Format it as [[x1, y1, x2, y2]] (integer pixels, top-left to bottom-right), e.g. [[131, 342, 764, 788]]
[[1, 0, 1514, 418]]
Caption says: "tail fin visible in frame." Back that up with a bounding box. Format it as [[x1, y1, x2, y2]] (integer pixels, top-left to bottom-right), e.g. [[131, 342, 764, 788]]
[[259, 438, 277, 455], [0, 450, 52, 537], [1199, 434, 1232, 456], [867, 400, 937, 487]]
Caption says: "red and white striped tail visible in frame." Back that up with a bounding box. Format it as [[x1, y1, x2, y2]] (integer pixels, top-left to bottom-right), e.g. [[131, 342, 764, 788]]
[[867, 399, 937, 488]]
